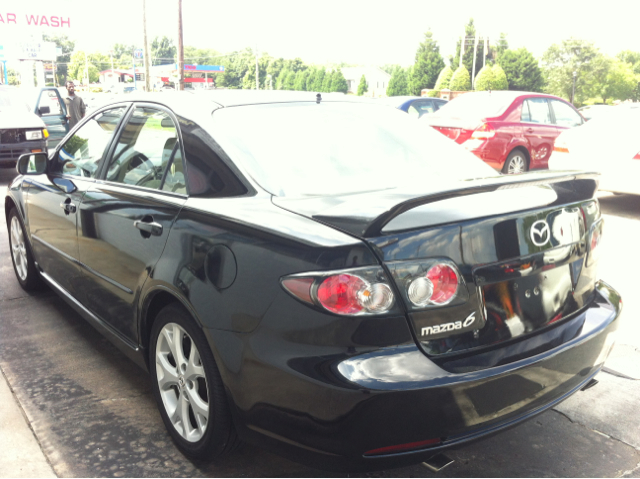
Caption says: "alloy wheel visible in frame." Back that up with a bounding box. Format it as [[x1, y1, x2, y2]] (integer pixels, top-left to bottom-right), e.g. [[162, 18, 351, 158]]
[[10, 216, 28, 281], [155, 323, 210, 442], [507, 155, 526, 174]]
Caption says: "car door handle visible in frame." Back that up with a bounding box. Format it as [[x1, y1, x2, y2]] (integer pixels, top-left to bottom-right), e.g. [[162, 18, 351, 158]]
[[59, 200, 76, 214], [134, 220, 163, 236], [526, 128, 534, 133]]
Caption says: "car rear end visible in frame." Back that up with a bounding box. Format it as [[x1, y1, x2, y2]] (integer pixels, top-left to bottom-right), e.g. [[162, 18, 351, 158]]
[[423, 91, 523, 170], [207, 101, 621, 470]]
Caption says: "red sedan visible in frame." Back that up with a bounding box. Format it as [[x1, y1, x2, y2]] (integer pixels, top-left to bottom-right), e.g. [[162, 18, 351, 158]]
[[423, 91, 585, 174]]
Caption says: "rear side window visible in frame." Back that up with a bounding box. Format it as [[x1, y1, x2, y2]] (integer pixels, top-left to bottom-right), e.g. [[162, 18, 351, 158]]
[[524, 98, 552, 124], [550, 100, 583, 127]]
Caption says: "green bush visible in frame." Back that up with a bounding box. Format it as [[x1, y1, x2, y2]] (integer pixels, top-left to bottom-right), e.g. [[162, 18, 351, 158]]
[[434, 66, 454, 90], [492, 65, 509, 90], [426, 90, 440, 97], [357, 74, 368, 96], [474, 66, 494, 91], [449, 66, 471, 91]]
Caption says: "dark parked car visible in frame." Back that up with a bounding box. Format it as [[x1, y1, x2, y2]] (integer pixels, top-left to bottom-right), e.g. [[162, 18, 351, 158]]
[[382, 95, 447, 118], [6, 91, 621, 472], [423, 91, 585, 174]]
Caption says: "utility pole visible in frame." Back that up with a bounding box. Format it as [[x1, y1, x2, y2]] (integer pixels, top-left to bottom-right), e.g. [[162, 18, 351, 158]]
[[471, 33, 478, 89], [142, 0, 151, 92], [483, 36, 487, 69], [255, 44, 259, 90], [177, 0, 184, 91]]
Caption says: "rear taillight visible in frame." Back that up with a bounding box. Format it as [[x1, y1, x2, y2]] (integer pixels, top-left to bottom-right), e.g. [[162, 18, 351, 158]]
[[633, 151, 640, 160], [387, 259, 468, 310], [364, 437, 442, 456], [470, 122, 495, 140], [282, 267, 396, 316], [587, 219, 603, 267]]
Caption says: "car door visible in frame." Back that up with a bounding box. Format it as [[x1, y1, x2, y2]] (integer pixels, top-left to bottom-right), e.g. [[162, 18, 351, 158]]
[[34, 88, 69, 148], [77, 104, 187, 342], [25, 104, 130, 297], [520, 97, 559, 169]]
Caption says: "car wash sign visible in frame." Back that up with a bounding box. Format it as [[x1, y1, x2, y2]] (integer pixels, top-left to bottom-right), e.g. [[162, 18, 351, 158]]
[[0, 13, 71, 28]]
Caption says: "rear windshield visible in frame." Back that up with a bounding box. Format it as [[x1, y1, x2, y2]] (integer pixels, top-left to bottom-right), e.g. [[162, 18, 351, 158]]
[[209, 102, 497, 197], [434, 92, 513, 119]]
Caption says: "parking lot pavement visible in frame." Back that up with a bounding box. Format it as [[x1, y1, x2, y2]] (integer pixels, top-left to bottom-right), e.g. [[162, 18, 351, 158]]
[[1, 166, 639, 477]]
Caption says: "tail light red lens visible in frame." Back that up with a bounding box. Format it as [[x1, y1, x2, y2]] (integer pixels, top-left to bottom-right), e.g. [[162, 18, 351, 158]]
[[587, 219, 604, 267], [317, 274, 367, 315], [426, 264, 459, 304], [470, 123, 495, 140], [633, 151, 640, 160], [281, 268, 396, 316]]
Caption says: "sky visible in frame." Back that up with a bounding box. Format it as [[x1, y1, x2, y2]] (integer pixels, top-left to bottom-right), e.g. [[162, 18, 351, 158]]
[[2, 0, 640, 67]]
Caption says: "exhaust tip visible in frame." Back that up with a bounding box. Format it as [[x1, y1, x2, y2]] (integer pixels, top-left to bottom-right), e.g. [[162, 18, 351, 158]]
[[421, 453, 454, 472]]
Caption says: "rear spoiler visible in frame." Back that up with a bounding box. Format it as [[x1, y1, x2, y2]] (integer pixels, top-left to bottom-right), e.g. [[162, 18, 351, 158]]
[[274, 171, 600, 238]]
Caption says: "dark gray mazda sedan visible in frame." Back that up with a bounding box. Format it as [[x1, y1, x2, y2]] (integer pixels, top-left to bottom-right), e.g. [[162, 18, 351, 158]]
[[5, 91, 622, 471]]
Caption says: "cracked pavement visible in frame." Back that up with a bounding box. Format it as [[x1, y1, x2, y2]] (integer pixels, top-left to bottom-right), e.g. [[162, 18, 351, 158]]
[[1, 166, 639, 477]]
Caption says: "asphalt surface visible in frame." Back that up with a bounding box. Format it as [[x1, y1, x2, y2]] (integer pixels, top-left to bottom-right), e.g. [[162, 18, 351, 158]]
[[1, 166, 639, 478]]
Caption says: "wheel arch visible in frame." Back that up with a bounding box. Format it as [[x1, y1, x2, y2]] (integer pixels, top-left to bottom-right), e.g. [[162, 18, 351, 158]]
[[139, 285, 205, 368]]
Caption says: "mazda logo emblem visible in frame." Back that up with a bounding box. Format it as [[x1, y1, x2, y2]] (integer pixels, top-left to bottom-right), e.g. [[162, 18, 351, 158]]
[[530, 220, 551, 246]]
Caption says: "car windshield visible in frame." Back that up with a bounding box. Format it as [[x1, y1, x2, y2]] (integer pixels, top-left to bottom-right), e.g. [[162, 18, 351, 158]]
[[434, 92, 513, 119], [0, 89, 30, 112], [210, 102, 498, 197]]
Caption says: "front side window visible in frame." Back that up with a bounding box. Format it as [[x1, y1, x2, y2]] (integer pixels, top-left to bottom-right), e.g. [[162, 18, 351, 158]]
[[550, 100, 583, 127], [105, 107, 180, 190], [525, 98, 552, 124], [57, 106, 127, 178]]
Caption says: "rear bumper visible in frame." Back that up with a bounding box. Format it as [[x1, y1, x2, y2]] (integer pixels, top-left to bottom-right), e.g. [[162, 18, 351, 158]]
[[212, 280, 622, 471], [0, 140, 47, 165]]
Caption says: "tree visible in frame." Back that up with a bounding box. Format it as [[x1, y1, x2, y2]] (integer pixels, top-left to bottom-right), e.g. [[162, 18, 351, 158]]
[[68, 51, 101, 83], [217, 48, 255, 89], [241, 54, 270, 89], [7, 68, 19, 86], [331, 68, 348, 93], [321, 70, 333, 92], [494, 33, 509, 61], [474, 65, 494, 91], [433, 66, 454, 90], [293, 70, 307, 91], [541, 38, 601, 104], [498, 48, 544, 92], [449, 66, 471, 91], [275, 67, 289, 90], [379, 64, 401, 75], [151, 36, 176, 65], [357, 74, 368, 95], [410, 30, 445, 95], [43, 34, 75, 85], [313, 68, 325, 91], [283, 70, 296, 90], [386, 67, 410, 96], [452, 18, 488, 78], [590, 57, 637, 103], [617, 50, 640, 75], [306, 67, 317, 91], [491, 65, 509, 90]]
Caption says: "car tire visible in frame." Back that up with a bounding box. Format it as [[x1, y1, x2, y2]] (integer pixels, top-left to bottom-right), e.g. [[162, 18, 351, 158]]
[[8, 208, 43, 291], [502, 150, 528, 175], [149, 303, 239, 461]]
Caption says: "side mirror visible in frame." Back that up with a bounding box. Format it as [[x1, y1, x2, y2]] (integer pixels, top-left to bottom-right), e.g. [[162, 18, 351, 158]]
[[160, 117, 175, 128], [38, 105, 51, 115], [17, 153, 48, 175]]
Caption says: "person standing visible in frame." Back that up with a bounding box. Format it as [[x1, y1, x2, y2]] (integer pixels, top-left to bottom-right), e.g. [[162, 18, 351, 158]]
[[64, 81, 86, 130]]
